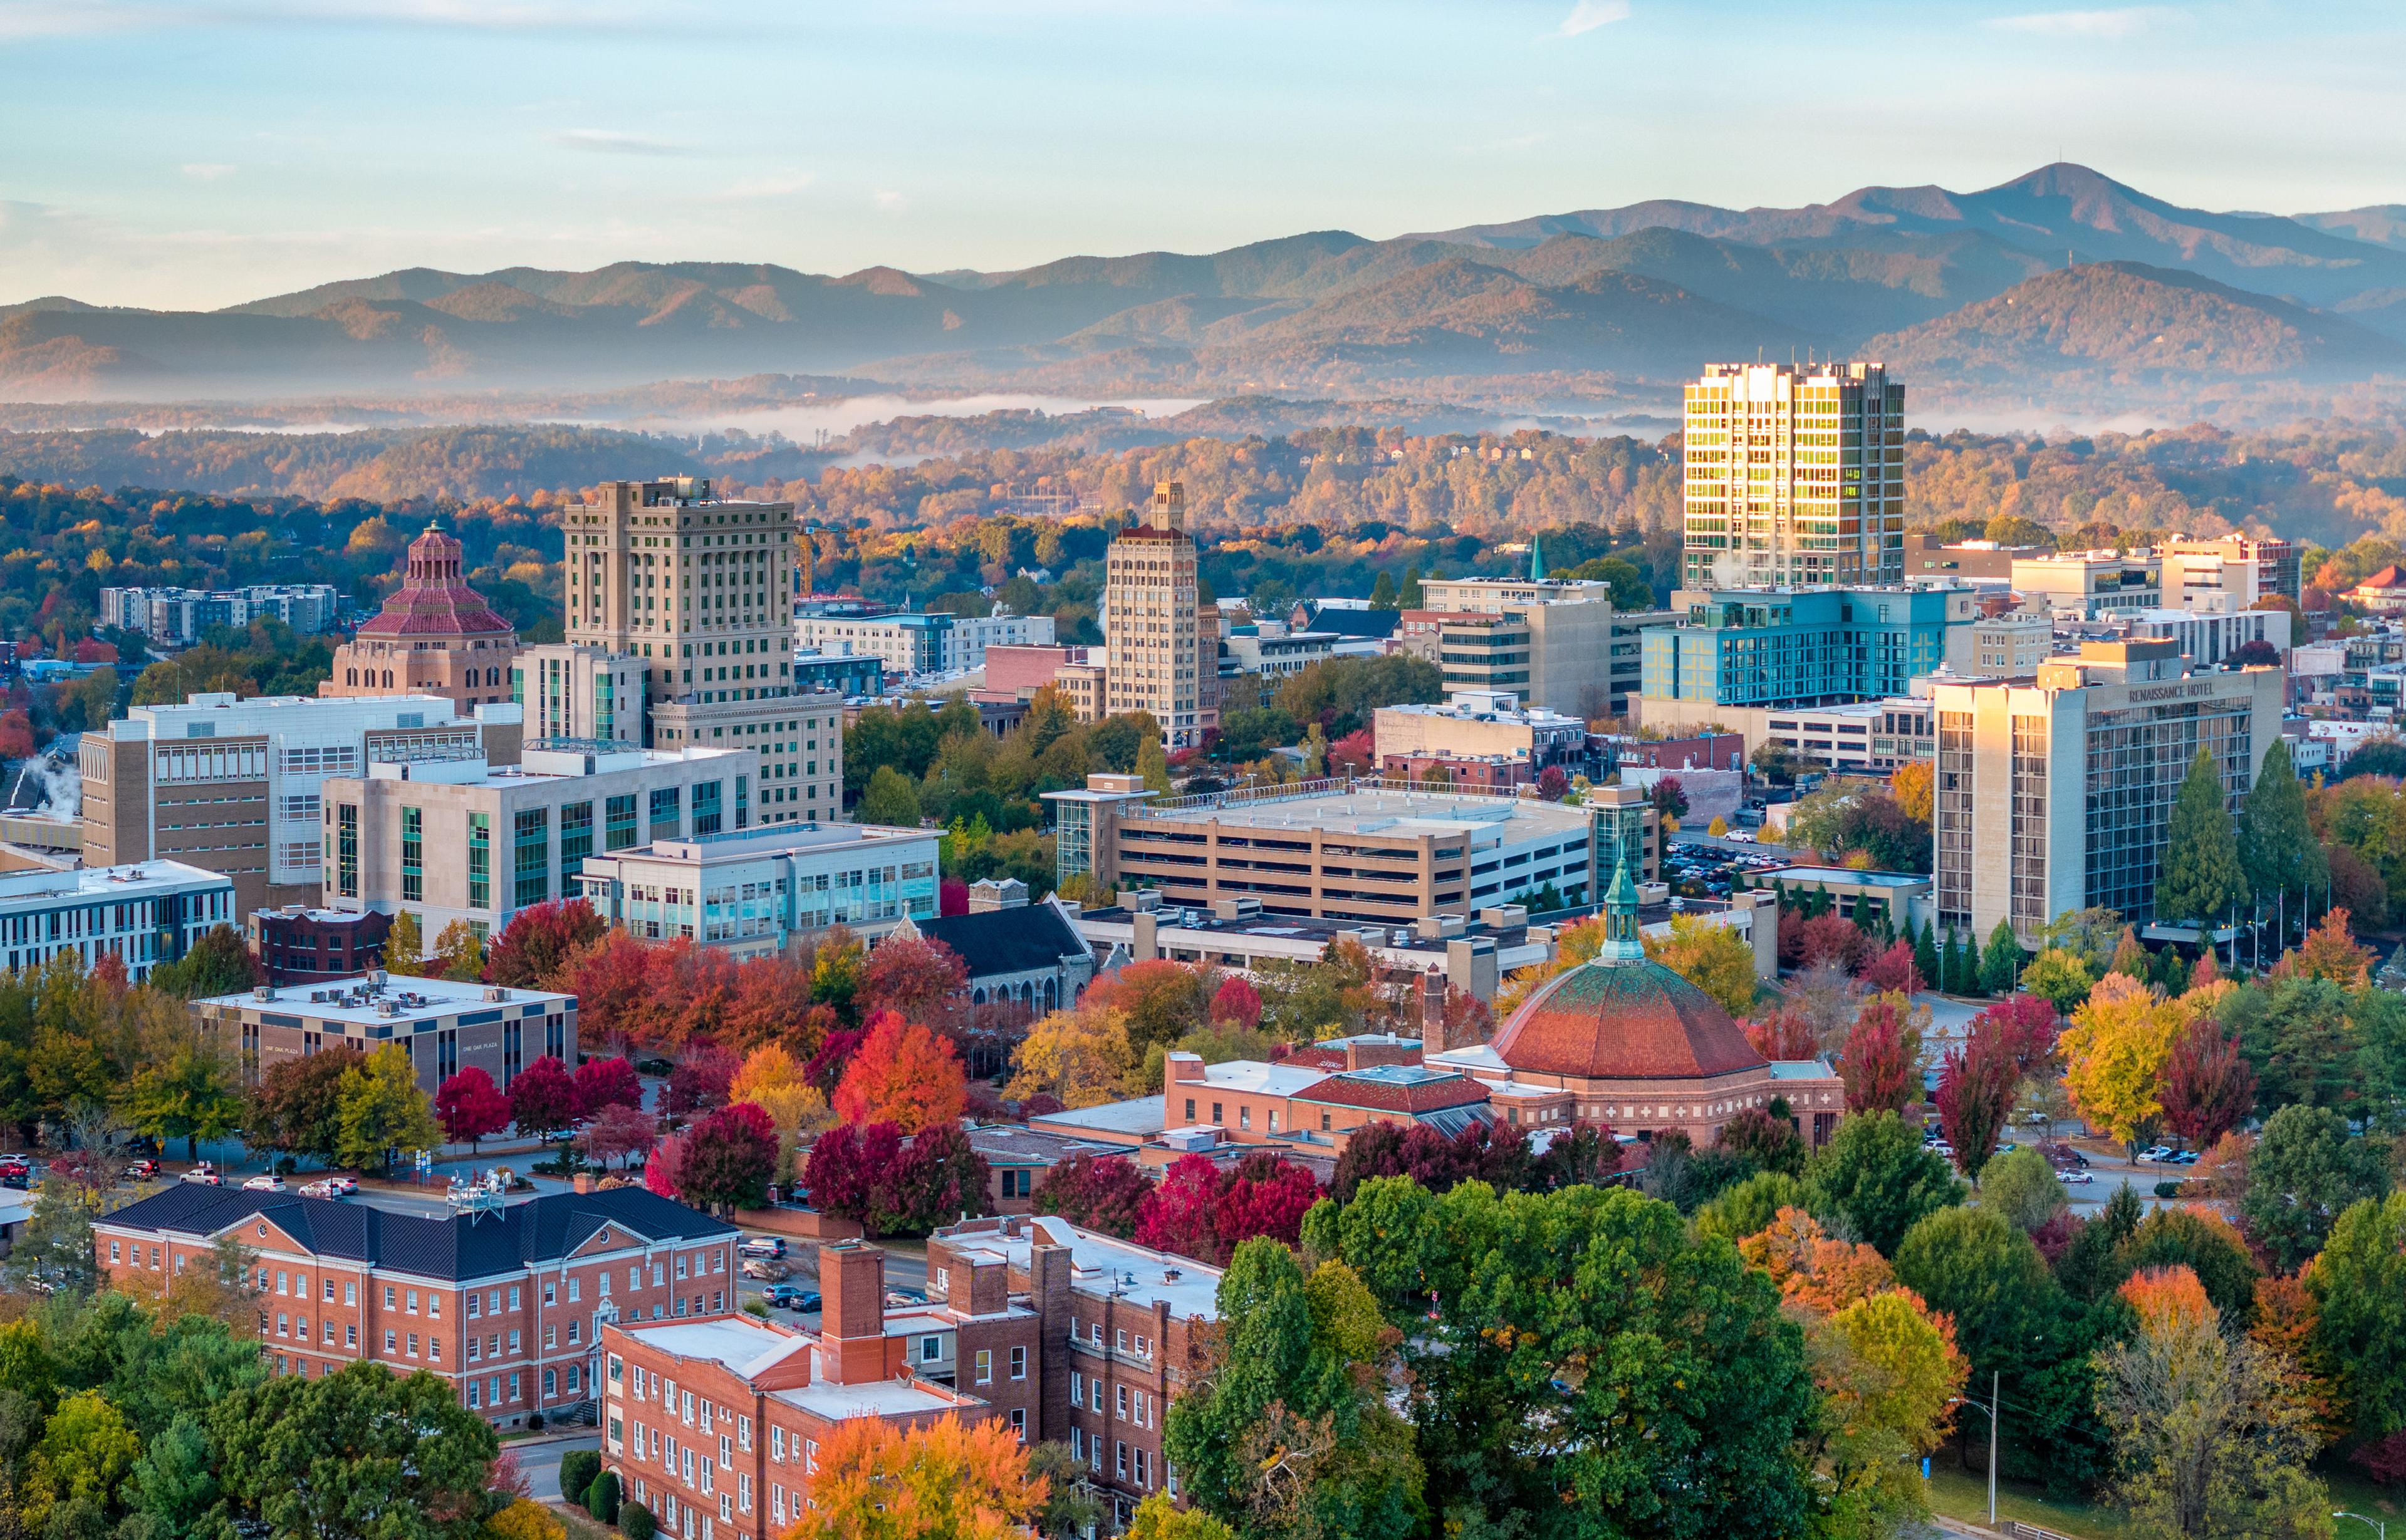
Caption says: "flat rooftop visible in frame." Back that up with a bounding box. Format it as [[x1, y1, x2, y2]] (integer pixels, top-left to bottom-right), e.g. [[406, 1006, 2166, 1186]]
[[0, 860, 227, 905], [1132, 786, 1587, 841], [1768, 866, 1930, 889], [774, 1379, 974, 1420], [1075, 905, 1537, 957], [966, 1216, 1222, 1321], [620, 821, 937, 863], [200, 972, 571, 1025], [626, 1316, 810, 1377]]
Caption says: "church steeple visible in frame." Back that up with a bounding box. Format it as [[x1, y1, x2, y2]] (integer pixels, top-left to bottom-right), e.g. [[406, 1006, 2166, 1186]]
[[1597, 858, 1645, 965], [1529, 532, 1545, 583]]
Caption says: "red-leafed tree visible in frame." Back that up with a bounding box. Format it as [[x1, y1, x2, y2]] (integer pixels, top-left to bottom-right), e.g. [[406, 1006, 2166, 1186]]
[[0, 710, 34, 761], [1208, 976, 1263, 1031], [1212, 1152, 1319, 1254], [1329, 1121, 1533, 1204], [1328, 729, 1375, 776], [664, 1042, 741, 1118], [722, 954, 819, 1055], [677, 1102, 779, 1212], [643, 1130, 687, 1199], [939, 878, 971, 917], [508, 1055, 580, 1143], [1743, 1005, 1820, 1061], [577, 1101, 656, 1170], [559, 930, 662, 1051], [1840, 996, 1920, 1115], [1535, 765, 1570, 801], [831, 1011, 967, 1134], [1034, 1153, 1153, 1238], [1858, 939, 1924, 996], [573, 1056, 643, 1120], [1798, 912, 1870, 974], [435, 1067, 510, 1152], [884, 1123, 990, 1233], [1970, 992, 2061, 1076], [2160, 1015, 2257, 1149], [1134, 1154, 1226, 1262], [485, 898, 607, 989], [1936, 1023, 2021, 1180], [802, 1121, 902, 1218], [857, 935, 969, 1026], [803, 1024, 865, 1095]]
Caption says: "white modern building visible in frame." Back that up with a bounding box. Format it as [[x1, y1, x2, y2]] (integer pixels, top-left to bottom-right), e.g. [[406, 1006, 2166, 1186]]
[[1680, 361, 1906, 588], [511, 644, 647, 745], [2124, 606, 2291, 667], [1372, 690, 1588, 771], [100, 585, 341, 645], [0, 860, 236, 980], [793, 610, 1055, 680], [572, 819, 941, 957], [320, 742, 744, 942]]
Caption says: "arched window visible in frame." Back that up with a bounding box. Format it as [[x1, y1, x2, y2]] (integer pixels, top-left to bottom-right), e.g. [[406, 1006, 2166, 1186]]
[[345, 669, 357, 686], [381, 670, 393, 688]]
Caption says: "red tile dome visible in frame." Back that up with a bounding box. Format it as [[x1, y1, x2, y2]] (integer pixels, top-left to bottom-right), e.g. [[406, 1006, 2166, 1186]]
[[1492, 959, 1766, 1080], [352, 522, 514, 640]]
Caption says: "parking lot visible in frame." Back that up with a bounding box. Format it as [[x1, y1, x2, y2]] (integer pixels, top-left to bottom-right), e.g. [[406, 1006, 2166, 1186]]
[[1662, 838, 1791, 900]]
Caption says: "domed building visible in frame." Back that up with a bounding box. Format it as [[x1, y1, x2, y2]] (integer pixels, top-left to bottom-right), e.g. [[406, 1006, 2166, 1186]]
[[1430, 865, 1845, 1148], [321, 522, 518, 714]]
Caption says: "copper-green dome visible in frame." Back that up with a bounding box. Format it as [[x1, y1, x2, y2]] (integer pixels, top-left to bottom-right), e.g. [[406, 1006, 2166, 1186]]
[[1492, 957, 1764, 1081]]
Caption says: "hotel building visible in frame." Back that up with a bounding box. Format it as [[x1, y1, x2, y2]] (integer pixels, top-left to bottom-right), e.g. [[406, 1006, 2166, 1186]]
[[1681, 362, 1905, 589]]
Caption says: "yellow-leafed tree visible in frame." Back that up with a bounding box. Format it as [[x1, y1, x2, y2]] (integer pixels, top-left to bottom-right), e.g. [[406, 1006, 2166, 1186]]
[[2056, 973, 2185, 1148], [1005, 1007, 1137, 1109], [785, 1414, 1046, 1540]]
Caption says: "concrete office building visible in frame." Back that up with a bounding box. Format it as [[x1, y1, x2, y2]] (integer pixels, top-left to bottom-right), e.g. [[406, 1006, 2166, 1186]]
[[0, 860, 235, 981], [101, 585, 340, 647], [1103, 483, 1211, 747], [322, 524, 519, 714], [80, 692, 521, 920], [2010, 551, 2162, 618], [1756, 697, 1937, 773], [1970, 608, 2055, 674], [1410, 564, 1626, 718], [2125, 606, 2291, 667], [1044, 776, 1603, 923], [561, 477, 840, 828], [194, 971, 576, 1096], [1637, 586, 1976, 737], [320, 742, 743, 943], [1929, 640, 2285, 948], [793, 608, 1054, 679], [1218, 623, 1337, 682], [511, 643, 647, 745], [98, 1183, 731, 1427], [1680, 362, 1905, 589], [1373, 690, 1588, 773], [573, 819, 941, 957]]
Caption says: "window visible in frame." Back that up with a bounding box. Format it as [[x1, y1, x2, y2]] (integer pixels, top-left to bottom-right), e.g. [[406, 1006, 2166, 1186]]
[[346, 1324, 357, 1347], [336, 804, 359, 898], [408, 1289, 419, 1314], [1009, 1408, 1026, 1444], [544, 1368, 557, 1398], [468, 1293, 481, 1319], [513, 806, 551, 908], [560, 800, 593, 880], [467, 812, 491, 910], [1117, 1385, 1130, 1420], [345, 1281, 356, 1305], [975, 1350, 992, 1384], [1070, 1370, 1081, 1403], [921, 1335, 942, 1364], [383, 1330, 396, 1353], [400, 806, 423, 903], [384, 1287, 396, 1309], [1010, 1346, 1026, 1381]]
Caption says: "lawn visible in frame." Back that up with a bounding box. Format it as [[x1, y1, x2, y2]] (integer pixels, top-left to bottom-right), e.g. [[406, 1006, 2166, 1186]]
[[1924, 1461, 2403, 1539]]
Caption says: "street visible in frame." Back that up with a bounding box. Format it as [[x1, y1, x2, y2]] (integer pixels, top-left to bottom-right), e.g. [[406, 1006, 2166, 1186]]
[[513, 1433, 603, 1501]]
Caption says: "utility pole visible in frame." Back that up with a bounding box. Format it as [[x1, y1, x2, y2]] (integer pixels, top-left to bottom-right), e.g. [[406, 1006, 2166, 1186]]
[[1989, 1369, 2000, 1527]]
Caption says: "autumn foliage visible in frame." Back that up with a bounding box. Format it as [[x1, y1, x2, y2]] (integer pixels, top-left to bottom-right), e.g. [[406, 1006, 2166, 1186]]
[[1840, 994, 1921, 1116], [832, 1011, 969, 1133], [784, 1414, 1044, 1540]]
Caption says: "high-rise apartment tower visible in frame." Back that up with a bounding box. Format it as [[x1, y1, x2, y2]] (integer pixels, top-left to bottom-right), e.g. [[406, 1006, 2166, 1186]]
[[560, 477, 843, 827], [1682, 362, 1905, 589], [1103, 482, 1212, 748]]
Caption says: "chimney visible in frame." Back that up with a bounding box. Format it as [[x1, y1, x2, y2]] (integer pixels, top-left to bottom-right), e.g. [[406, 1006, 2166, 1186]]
[[1033, 1241, 1074, 1442], [572, 1172, 597, 1195], [820, 1241, 892, 1385]]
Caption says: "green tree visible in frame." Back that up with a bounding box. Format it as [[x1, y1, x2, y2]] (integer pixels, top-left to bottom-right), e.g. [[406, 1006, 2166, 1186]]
[[2156, 747, 2249, 929], [383, 909, 425, 976], [247, 1045, 361, 1165], [1367, 571, 1398, 610], [1163, 1241, 1423, 1540], [2308, 1191, 2406, 1450], [1978, 1145, 2069, 1234], [1306, 1177, 1815, 1539], [1804, 1111, 1964, 1256], [1978, 918, 2027, 996], [209, 1361, 499, 1540], [2, 1176, 100, 1295], [126, 1033, 242, 1162], [1397, 564, 1424, 609], [858, 765, 925, 828], [335, 1044, 441, 1174], [2242, 1103, 2391, 1271], [2239, 738, 2326, 907], [20, 1388, 140, 1534], [120, 1412, 221, 1540], [1137, 736, 1172, 795], [1914, 918, 1941, 992], [1127, 1494, 1236, 1540], [2115, 1208, 2261, 1325], [147, 925, 258, 999], [2018, 947, 2095, 1015], [1893, 1207, 2051, 1380]]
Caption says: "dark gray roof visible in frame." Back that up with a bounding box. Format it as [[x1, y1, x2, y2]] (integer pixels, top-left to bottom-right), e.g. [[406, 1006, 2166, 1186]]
[[916, 903, 1088, 981], [100, 1182, 733, 1281], [1308, 608, 1400, 640]]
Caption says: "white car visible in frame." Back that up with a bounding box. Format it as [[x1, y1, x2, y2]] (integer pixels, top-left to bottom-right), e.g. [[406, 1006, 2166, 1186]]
[[179, 1168, 222, 1187], [242, 1174, 287, 1193], [1725, 831, 1755, 844], [2062, 1170, 2095, 1185], [2137, 1145, 2175, 1163], [298, 1177, 356, 1199]]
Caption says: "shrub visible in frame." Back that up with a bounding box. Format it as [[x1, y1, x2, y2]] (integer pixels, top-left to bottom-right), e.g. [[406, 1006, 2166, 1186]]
[[558, 1449, 600, 1505], [620, 1502, 657, 1540], [2153, 1180, 2183, 1199], [526, 1412, 544, 1432], [588, 1470, 621, 1524]]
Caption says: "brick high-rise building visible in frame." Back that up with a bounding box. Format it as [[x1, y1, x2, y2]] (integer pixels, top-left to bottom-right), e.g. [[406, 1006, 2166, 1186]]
[[1681, 362, 1904, 590], [560, 477, 841, 827], [1102, 483, 1212, 748], [322, 523, 519, 714]]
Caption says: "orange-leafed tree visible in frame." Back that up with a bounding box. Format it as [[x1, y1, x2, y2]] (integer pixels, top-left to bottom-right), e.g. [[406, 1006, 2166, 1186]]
[[833, 1010, 968, 1133], [1739, 1207, 1901, 1315], [857, 934, 970, 1026], [785, 1414, 1045, 1540], [2286, 908, 2372, 987], [563, 930, 666, 1051], [724, 954, 820, 1055], [1743, 1005, 1820, 1061], [2118, 1263, 2217, 1334], [485, 898, 607, 989]]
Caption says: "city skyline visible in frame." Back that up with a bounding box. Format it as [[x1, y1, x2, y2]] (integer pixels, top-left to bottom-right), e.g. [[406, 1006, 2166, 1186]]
[[6, 1, 2406, 310]]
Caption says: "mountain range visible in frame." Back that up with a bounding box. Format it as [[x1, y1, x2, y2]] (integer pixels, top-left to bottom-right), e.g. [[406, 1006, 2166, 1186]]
[[5, 164, 2404, 407]]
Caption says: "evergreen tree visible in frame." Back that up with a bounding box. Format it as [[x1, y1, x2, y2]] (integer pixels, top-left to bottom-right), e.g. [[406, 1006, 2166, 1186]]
[[1978, 918, 2026, 996], [2156, 747, 2248, 929], [1851, 897, 1881, 939], [2239, 738, 2326, 905], [1398, 563, 1425, 608], [1367, 571, 1398, 610], [1915, 918, 1942, 991], [1948, 929, 1982, 997]]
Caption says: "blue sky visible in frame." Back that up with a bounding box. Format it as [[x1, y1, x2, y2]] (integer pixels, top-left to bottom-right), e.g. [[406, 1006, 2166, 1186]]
[[4, 0, 2403, 310]]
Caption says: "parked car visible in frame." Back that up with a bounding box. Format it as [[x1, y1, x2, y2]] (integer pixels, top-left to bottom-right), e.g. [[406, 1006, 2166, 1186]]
[[2167, 1150, 2199, 1166], [2137, 1145, 2175, 1163], [0, 1170, 25, 1190], [298, 1177, 357, 1199], [741, 1259, 789, 1282], [181, 1164, 222, 1186], [125, 1159, 159, 1180], [2062, 1169, 2095, 1184], [242, 1174, 286, 1193], [739, 1237, 787, 1259], [763, 1284, 820, 1312], [0, 1155, 32, 1177]]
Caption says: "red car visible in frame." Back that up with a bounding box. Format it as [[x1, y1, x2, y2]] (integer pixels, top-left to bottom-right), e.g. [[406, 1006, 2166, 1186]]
[[126, 1159, 159, 1180]]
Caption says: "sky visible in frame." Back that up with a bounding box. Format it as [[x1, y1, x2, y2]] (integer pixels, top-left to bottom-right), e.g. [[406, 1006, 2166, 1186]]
[[4, 0, 2405, 311]]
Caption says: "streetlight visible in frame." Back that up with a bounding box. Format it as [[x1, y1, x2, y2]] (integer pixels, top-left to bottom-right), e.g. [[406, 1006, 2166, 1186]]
[[2335, 1514, 2387, 1540], [1948, 1371, 2001, 1527]]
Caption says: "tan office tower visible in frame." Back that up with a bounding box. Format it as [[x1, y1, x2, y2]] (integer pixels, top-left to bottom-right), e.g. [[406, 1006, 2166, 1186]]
[[559, 477, 844, 827], [1682, 362, 1904, 589], [1103, 482, 1212, 748]]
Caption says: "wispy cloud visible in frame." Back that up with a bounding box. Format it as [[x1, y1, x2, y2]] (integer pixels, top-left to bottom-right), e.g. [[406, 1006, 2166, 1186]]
[[182, 163, 237, 181], [1556, 0, 1628, 38], [1987, 6, 2179, 38], [873, 190, 908, 214], [548, 128, 697, 157], [705, 172, 815, 202]]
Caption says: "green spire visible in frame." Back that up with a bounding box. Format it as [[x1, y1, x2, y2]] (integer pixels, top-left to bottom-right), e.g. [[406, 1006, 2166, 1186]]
[[1529, 532, 1545, 582], [1598, 859, 1645, 965]]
